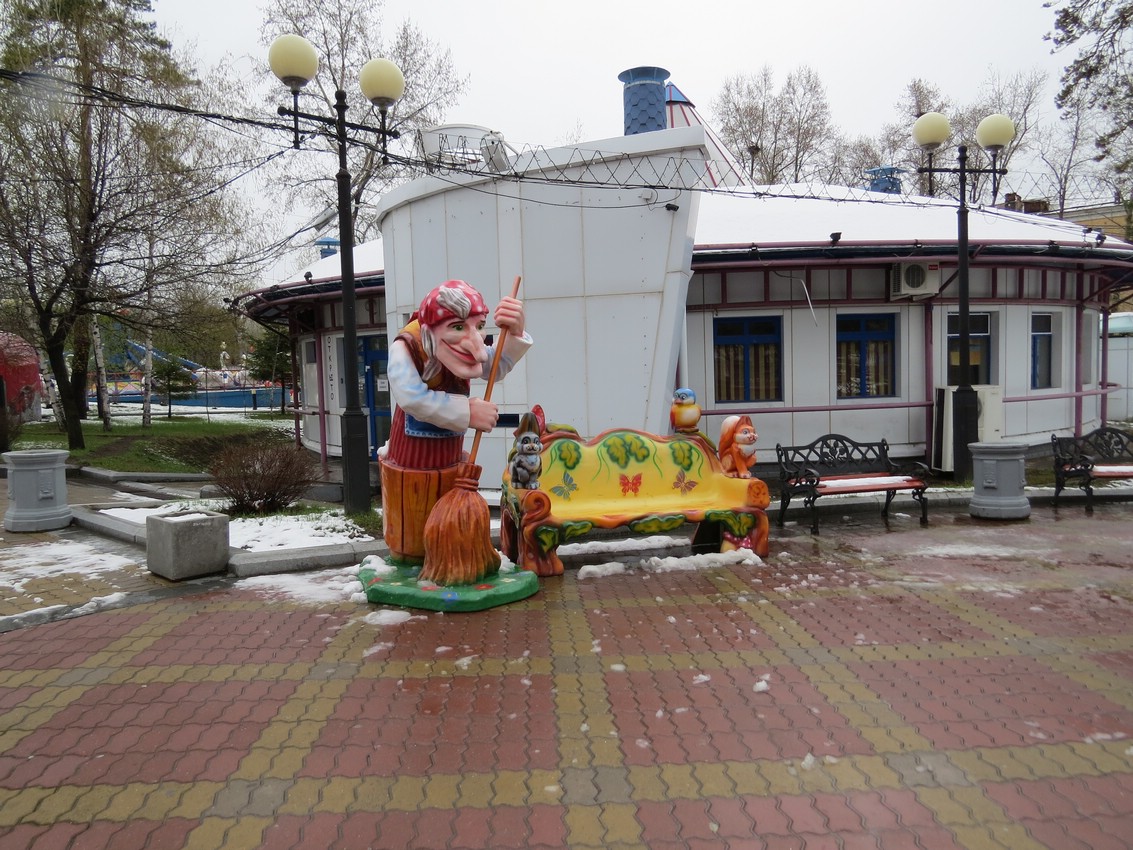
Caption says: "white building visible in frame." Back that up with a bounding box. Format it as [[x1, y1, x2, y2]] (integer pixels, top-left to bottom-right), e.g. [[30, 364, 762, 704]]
[[235, 69, 1133, 487]]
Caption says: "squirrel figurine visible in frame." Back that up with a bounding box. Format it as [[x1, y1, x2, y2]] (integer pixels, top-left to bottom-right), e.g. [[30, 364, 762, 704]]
[[509, 411, 543, 490], [718, 414, 758, 478]]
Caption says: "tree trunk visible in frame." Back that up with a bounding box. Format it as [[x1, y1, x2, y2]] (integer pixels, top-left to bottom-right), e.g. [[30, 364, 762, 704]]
[[43, 338, 85, 450], [35, 348, 66, 431], [69, 319, 91, 421], [142, 246, 155, 428], [90, 320, 112, 432], [142, 331, 154, 427]]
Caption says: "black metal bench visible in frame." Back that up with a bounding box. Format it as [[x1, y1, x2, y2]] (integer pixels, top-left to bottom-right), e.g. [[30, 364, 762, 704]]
[[1052, 427, 1133, 512], [775, 434, 929, 534]]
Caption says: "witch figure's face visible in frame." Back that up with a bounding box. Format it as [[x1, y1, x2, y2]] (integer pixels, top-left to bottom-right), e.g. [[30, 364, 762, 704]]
[[433, 312, 489, 379]]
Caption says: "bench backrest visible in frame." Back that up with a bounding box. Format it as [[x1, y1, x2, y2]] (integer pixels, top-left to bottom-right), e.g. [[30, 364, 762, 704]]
[[532, 428, 724, 508], [776, 433, 892, 479], [1052, 427, 1133, 463]]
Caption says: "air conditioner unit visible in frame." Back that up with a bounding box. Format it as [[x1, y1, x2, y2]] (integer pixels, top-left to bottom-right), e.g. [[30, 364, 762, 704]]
[[933, 384, 1004, 471], [890, 262, 941, 299]]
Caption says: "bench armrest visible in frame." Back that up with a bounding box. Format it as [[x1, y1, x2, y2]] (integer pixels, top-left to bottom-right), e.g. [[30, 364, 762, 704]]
[[1055, 447, 1095, 472], [893, 459, 929, 479], [781, 465, 821, 489]]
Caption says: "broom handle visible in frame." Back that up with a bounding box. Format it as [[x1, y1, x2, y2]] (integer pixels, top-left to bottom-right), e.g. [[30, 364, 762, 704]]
[[468, 275, 522, 465]]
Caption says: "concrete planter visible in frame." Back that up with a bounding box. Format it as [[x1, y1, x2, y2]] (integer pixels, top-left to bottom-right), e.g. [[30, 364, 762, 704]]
[[3, 449, 72, 532], [969, 441, 1031, 520], [146, 511, 230, 581]]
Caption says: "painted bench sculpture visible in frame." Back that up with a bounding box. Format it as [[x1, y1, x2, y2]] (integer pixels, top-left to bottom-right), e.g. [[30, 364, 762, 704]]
[[775, 433, 929, 534], [500, 419, 771, 577], [1052, 426, 1133, 512]]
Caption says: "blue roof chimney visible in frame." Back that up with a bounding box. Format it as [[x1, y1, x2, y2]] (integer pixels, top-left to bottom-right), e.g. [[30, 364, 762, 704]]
[[619, 66, 670, 135]]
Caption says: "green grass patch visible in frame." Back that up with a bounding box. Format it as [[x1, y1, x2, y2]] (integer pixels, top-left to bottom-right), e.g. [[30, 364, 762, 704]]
[[15, 415, 295, 474], [344, 507, 383, 538]]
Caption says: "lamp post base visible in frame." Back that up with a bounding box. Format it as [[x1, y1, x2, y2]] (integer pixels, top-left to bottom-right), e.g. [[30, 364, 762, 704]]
[[952, 385, 980, 483], [341, 408, 372, 514]]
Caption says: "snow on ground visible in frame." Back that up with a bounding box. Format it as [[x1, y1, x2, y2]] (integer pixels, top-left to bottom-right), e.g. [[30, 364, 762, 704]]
[[99, 503, 372, 551], [0, 541, 142, 592], [568, 535, 763, 579], [907, 542, 1049, 559], [234, 565, 364, 603], [0, 503, 761, 622]]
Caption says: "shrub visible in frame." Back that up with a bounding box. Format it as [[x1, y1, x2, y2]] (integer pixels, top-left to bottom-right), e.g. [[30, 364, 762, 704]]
[[209, 442, 319, 514]]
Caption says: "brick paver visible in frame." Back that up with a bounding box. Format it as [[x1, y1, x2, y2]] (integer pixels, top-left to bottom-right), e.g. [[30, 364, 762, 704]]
[[2, 502, 1133, 847]]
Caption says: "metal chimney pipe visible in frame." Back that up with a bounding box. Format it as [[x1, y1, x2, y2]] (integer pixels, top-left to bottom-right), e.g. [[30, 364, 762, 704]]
[[618, 66, 670, 135]]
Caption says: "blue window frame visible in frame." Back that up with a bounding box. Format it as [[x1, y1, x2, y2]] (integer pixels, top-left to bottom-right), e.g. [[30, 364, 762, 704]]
[[713, 316, 783, 402], [836, 314, 896, 398]]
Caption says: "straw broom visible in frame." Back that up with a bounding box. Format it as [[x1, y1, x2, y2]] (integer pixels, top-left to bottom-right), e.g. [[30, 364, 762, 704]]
[[419, 276, 521, 585]]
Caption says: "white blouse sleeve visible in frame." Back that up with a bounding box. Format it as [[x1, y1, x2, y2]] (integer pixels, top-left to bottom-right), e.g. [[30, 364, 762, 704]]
[[387, 340, 471, 432]]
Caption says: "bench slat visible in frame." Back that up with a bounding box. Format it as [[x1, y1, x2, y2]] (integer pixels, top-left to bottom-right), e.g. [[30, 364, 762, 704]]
[[1091, 465, 1133, 476], [817, 476, 924, 494]]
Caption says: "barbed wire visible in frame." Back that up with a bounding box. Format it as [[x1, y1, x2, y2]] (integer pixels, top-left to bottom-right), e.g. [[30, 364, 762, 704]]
[[3, 67, 1126, 232]]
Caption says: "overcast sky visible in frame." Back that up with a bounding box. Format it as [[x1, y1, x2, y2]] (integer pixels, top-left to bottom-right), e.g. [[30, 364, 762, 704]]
[[152, 0, 1073, 149]]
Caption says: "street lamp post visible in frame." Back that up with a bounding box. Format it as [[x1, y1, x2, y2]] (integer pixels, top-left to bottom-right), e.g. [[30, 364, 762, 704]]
[[912, 111, 1015, 482], [268, 35, 405, 515]]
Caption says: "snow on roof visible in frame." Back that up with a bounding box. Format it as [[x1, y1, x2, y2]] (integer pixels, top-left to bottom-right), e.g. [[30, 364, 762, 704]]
[[693, 184, 1133, 251], [264, 185, 1131, 300], [279, 236, 385, 286]]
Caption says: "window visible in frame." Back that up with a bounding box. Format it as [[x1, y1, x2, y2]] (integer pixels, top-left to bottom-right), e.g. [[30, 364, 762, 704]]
[[947, 312, 993, 385], [1031, 313, 1054, 389], [836, 314, 896, 398], [713, 316, 782, 402]]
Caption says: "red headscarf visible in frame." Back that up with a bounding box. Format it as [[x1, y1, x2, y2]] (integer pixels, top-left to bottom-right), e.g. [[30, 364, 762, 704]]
[[412, 280, 489, 328]]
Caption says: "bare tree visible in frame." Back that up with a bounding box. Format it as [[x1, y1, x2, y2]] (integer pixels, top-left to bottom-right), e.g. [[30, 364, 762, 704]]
[[818, 136, 894, 189], [712, 66, 836, 185], [1034, 90, 1102, 214], [714, 67, 788, 183], [878, 72, 1049, 204], [780, 67, 834, 183], [956, 69, 1048, 204], [260, 0, 468, 242]]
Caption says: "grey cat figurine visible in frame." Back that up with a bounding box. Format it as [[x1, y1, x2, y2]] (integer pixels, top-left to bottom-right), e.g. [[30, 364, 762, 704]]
[[510, 411, 543, 490]]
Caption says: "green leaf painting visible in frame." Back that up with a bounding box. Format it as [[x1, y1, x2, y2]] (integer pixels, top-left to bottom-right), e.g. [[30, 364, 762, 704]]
[[603, 432, 651, 468]]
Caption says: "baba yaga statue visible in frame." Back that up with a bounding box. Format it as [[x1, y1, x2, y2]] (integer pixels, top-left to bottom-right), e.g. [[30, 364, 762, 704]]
[[378, 279, 532, 573], [718, 414, 759, 478]]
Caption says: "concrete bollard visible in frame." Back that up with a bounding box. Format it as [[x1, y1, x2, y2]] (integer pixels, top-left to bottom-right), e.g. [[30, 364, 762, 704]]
[[146, 511, 230, 580], [969, 441, 1031, 520], [3, 449, 72, 532]]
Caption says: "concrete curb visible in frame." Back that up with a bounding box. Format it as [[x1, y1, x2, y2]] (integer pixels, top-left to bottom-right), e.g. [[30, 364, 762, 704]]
[[73, 467, 213, 484], [227, 540, 390, 578], [71, 505, 153, 546]]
